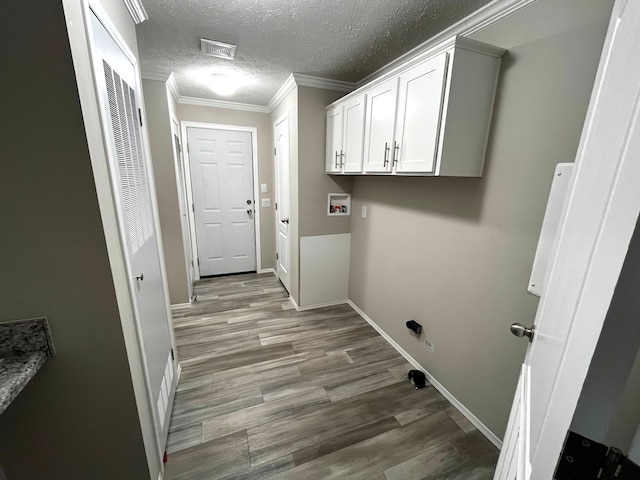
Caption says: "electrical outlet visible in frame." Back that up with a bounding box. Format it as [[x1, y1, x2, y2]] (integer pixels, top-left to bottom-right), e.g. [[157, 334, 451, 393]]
[[423, 338, 434, 353], [261, 183, 268, 193]]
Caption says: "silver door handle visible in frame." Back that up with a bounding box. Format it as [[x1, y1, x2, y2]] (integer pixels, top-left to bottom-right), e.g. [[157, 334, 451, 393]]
[[335, 151, 339, 168], [393, 142, 399, 166], [135, 274, 144, 282], [511, 323, 535, 342], [340, 150, 345, 167], [247, 209, 253, 215], [281, 218, 289, 224], [383, 142, 390, 167]]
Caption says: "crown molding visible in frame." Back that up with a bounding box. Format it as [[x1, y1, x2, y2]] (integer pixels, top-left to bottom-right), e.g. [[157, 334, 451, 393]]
[[266, 74, 297, 113], [123, 0, 148, 25], [292, 74, 356, 93], [178, 96, 269, 114], [266, 73, 357, 112], [357, 0, 535, 88], [166, 74, 180, 104], [141, 70, 171, 82]]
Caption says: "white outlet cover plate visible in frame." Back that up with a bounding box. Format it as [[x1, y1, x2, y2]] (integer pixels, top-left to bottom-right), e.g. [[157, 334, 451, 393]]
[[261, 183, 268, 193], [261, 198, 271, 208], [361, 206, 367, 218]]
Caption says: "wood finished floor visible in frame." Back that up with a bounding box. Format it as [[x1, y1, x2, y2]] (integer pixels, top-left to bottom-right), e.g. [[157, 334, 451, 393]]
[[166, 273, 498, 480]]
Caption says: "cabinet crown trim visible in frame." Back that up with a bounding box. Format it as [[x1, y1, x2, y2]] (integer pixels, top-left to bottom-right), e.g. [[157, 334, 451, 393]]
[[327, 35, 506, 110]]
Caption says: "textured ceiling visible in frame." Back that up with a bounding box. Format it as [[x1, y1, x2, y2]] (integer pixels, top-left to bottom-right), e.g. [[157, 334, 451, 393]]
[[137, 0, 493, 106]]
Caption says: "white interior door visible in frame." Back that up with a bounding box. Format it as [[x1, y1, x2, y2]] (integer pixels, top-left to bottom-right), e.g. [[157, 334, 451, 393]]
[[186, 127, 256, 277], [172, 124, 194, 298], [494, 1, 640, 478], [274, 115, 291, 292], [89, 9, 176, 442]]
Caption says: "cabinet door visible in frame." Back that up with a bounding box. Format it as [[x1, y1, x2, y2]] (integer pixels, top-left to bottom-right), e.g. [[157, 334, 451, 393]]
[[363, 77, 398, 173], [343, 94, 366, 173], [394, 52, 449, 173], [326, 105, 344, 173]]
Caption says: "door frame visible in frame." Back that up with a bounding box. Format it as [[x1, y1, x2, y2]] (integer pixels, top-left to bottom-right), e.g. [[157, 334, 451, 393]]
[[273, 111, 291, 291], [494, 0, 640, 476], [528, 0, 640, 474], [180, 121, 262, 279], [170, 114, 195, 302], [63, 0, 178, 476]]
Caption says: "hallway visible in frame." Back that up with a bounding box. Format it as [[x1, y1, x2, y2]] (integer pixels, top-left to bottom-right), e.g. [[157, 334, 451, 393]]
[[165, 273, 497, 479]]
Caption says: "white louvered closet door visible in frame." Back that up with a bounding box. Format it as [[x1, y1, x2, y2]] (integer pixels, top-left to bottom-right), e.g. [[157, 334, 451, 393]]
[[89, 10, 176, 444]]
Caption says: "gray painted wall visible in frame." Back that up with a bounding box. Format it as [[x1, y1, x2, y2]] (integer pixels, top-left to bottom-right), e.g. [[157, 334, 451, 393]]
[[142, 79, 190, 304], [297, 86, 352, 237], [0, 0, 149, 478], [348, 0, 613, 438], [177, 104, 276, 272]]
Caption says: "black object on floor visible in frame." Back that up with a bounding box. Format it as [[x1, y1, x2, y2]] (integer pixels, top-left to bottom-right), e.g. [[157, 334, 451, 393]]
[[407, 370, 428, 389]]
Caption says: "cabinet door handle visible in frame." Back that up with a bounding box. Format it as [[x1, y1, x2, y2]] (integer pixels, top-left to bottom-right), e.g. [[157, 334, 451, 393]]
[[393, 142, 400, 166], [340, 150, 345, 167], [335, 151, 339, 168], [383, 142, 390, 167]]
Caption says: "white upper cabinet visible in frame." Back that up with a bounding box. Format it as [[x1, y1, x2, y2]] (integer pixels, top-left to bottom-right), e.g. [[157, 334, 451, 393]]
[[326, 93, 367, 174], [342, 94, 367, 173], [326, 35, 505, 177], [394, 53, 448, 173], [363, 78, 398, 173], [325, 105, 344, 173]]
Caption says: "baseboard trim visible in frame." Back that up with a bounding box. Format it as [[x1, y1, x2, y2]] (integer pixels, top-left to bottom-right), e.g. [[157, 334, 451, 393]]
[[257, 268, 276, 275], [346, 300, 502, 449], [289, 296, 300, 310], [294, 299, 349, 312], [171, 302, 191, 309]]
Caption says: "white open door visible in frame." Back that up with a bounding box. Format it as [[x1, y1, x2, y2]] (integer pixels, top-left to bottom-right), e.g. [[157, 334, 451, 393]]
[[274, 114, 291, 292], [88, 7, 177, 450], [495, 1, 640, 478]]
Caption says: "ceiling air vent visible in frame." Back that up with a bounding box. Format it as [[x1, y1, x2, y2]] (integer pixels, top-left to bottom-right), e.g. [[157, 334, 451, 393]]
[[200, 38, 237, 60]]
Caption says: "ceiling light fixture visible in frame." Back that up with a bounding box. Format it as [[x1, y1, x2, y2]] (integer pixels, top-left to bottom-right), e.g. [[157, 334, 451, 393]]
[[200, 38, 237, 60], [209, 73, 238, 97]]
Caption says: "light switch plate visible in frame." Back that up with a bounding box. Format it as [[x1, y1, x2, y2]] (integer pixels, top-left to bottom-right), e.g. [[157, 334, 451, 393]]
[[361, 206, 368, 218], [261, 198, 271, 208], [261, 183, 268, 193]]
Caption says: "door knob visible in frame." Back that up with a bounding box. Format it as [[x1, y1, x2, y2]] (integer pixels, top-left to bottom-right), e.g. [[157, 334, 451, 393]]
[[135, 273, 144, 282], [247, 209, 253, 215], [246, 199, 252, 205], [281, 218, 289, 224], [511, 323, 535, 342]]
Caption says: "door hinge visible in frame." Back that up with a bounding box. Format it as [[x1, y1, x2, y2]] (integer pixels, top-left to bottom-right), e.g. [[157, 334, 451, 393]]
[[197, 258, 200, 266], [276, 252, 279, 260], [556, 431, 640, 480], [192, 203, 195, 213], [275, 202, 278, 211], [170, 348, 175, 361], [138, 108, 143, 127], [274, 147, 277, 156]]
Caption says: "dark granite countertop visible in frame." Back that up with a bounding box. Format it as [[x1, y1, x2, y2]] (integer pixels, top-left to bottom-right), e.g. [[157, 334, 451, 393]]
[[0, 317, 54, 415], [0, 352, 48, 414]]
